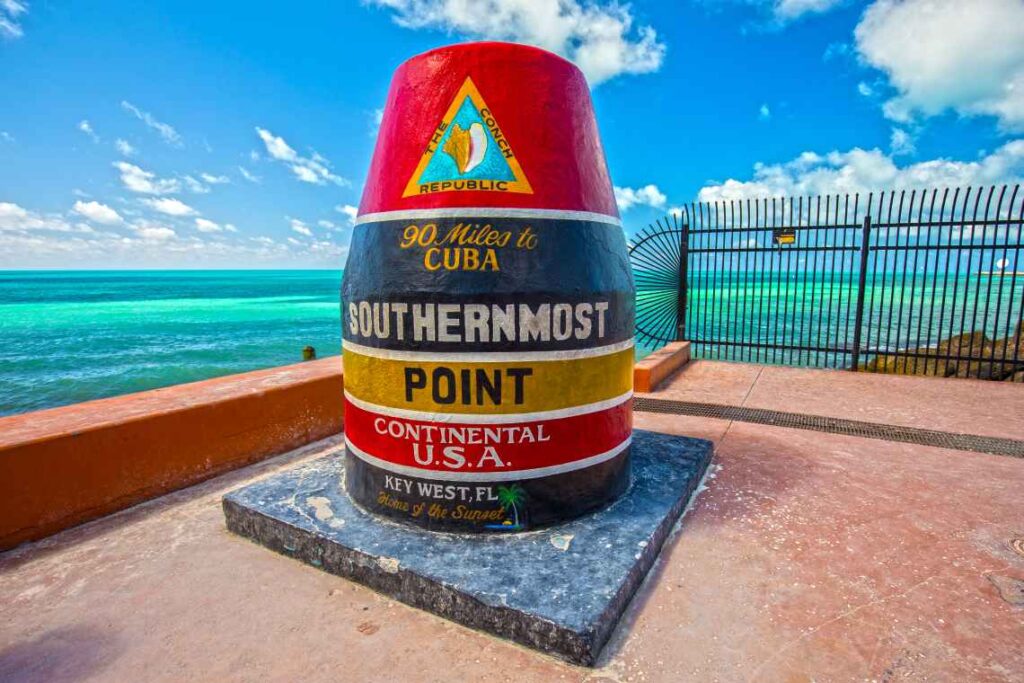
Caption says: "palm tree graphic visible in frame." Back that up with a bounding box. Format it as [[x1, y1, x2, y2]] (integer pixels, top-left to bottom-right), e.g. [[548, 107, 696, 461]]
[[496, 484, 526, 528]]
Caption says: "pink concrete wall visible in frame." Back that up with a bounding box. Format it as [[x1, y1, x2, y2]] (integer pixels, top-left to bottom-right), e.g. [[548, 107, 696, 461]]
[[0, 358, 344, 550], [634, 342, 692, 393]]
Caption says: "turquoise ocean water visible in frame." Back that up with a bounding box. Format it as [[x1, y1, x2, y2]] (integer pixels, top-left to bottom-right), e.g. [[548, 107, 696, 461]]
[[0, 271, 344, 417], [2, 270, 1021, 417], [676, 271, 1024, 366]]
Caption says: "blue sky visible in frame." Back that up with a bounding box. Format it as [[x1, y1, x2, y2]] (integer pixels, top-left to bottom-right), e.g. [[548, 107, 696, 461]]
[[1, 0, 1023, 268]]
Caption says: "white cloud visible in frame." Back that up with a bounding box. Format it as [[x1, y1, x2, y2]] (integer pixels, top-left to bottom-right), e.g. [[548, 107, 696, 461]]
[[614, 184, 667, 211], [823, 41, 851, 61], [78, 120, 99, 143], [257, 128, 296, 161], [115, 138, 136, 156], [113, 162, 181, 195], [369, 108, 384, 136], [716, 0, 844, 25], [318, 219, 337, 229], [758, 103, 771, 120], [0, 204, 337, 268], [890, 127, 915, 156], [772, 0, 843, 21], [291, 165, 320, 184], [133, 222, 177, 241], [142, 197, 197, 216], [195, 218, 222, 233], [857, 81, 873, 97], [366, 0, 665, 85], [238, 166, 261, 183], [121, 100, 183, 146], [305, 239, 349, 260], [290, 218, 313, 237], [0, 0, 27, 39], [72, 200, 123, 225], [855, 0, 1024, 130], [0, 131, 12, 143], [0, 202, 73, 232], [255, 128, 349, 186], [336, 204, 359, 226], [181, 173, 230, 193], [697, 139, 1024, 202], [224, 223, 238, 233], [287, 236, 302, 246], [181, 175, 210, 194]]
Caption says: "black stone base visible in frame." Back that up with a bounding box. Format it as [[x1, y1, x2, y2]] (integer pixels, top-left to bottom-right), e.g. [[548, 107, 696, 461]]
[[222, 429, 713, 666]]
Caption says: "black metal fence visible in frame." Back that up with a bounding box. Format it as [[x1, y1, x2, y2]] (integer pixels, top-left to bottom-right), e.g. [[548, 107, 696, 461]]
[[629, 185, 1024, 381]]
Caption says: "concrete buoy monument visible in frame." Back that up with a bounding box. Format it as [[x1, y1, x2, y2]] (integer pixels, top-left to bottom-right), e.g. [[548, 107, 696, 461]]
[[224, 42, 712, 666], [341, 41, 634, 532]]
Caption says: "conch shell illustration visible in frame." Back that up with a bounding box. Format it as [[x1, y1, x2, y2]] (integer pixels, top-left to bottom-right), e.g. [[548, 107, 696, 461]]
[[443, 122, 487, 174]]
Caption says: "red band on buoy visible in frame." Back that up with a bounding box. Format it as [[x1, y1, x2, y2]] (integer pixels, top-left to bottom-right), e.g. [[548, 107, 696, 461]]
[[344, 397, 632, 479], [359, 42, 619, 217]]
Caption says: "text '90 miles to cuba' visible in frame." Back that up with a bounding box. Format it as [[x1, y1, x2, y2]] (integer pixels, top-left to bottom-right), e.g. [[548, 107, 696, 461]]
[[398, 222, 537, 272]]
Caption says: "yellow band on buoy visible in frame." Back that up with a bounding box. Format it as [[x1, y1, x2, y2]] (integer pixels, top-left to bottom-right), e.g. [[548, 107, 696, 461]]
[[343, 346, 633, 414]]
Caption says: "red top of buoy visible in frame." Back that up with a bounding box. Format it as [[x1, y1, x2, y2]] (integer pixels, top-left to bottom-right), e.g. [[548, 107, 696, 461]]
[[359, 42, 619, 219]]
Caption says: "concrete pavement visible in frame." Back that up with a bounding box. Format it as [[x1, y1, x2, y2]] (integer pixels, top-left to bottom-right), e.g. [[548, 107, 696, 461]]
[[3, 362, 1023, 682]]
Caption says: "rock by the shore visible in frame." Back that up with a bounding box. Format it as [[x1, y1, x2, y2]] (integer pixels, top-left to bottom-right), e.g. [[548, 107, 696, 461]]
[[862, 331, 987, 377], [990, 322, 1024, 372], [861, 323, 1023, 381]]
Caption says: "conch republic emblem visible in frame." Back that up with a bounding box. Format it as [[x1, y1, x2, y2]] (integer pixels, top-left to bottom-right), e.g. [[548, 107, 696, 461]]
[[342, 42, 635, 532], [401, 76, 532, 197]]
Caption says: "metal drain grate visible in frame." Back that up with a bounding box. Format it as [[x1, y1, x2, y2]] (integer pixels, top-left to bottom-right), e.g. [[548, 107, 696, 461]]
[[632, 396, 1024, 459]]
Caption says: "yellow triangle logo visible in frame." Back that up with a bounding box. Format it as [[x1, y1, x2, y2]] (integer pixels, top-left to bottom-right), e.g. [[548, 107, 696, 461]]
[[402, 77, 533, 198]]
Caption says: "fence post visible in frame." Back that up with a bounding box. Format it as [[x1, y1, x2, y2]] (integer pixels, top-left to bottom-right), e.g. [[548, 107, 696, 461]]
[[676, 222, 689, 341], [850, 213, 872, 371]]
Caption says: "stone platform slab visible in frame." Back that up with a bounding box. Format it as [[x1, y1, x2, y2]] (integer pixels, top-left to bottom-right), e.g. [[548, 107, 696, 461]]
[[222, 429, 712, 666]]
